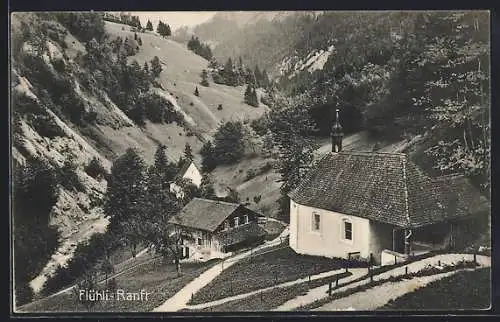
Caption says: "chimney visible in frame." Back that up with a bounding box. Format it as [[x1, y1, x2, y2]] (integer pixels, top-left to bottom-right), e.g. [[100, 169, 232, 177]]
[[331, 108, 344, 152]]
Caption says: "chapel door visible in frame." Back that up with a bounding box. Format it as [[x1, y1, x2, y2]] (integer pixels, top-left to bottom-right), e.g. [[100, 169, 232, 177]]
[[393, 229, 405, 254]]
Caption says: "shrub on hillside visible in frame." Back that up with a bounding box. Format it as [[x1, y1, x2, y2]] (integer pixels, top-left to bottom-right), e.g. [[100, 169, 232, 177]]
[[85, 157, 108, 180], [57, 157, 86, 193], [13, 157, 61, 306], [29, 113, 66, 138], [41, 232, 115, 296], [213, 121, 245, 165], [54, 12, 106, 43]]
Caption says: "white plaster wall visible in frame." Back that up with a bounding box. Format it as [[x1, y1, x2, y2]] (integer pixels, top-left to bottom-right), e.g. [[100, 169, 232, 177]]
[[290, 199, 371, 259], [183, 163, 202, 187]]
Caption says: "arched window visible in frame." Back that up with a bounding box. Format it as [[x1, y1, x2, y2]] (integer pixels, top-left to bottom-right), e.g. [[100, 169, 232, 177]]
[[224, 220, 230, 231], [234, 217, 239, 227]]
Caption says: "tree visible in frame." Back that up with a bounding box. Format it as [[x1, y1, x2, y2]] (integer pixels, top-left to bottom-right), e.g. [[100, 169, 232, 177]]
[[85, 157, 108, 180], [150, 56, 162, 78], [414, 12, 490, 193], [13, 158, 60, 306], [261, 69, 270, 88], [183, 143, 194, 161], [157, 21, 172, 37], [200, 69, 209, 87], [267, 96, 317, 222], [254, 65, 262, 87], [194, 86, 200, 97], [200, 141, 217, 172], [104, 148, 148, 255], [199, 174, 216, 199], [152, 144, 178, 184], [72, 269, 99, 312], [213, 121, 245, 164], [244, 84, 259, 107], [146, 20, 153, 31], [223, 58, 237, 86]]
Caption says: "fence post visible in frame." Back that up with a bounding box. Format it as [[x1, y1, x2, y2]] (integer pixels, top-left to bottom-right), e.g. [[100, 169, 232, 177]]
[[369, 253, 373, 266], [328, 281, 332, 296], [394, 255, 397, 265], [405, 266, 408, 275], [438, 260, 441, 266], [336, 274, 339, 287], [309, 274, 311, 282], [369, 267, 373, 282], [474, 253, 477, 264]]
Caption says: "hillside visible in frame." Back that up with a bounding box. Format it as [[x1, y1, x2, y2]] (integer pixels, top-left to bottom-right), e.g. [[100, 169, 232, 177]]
[[11, 12, 269, 302]]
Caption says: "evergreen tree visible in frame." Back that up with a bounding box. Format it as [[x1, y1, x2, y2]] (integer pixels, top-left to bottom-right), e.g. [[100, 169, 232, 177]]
[[150, 56, 162, 77], [152, 144, 178, 183], [262, 69, 270, 88], [223, 58, 237, 86], [146, 20, 153, 31], [200, 141, 217, 172], [244, 84, 259, 107], [254, 65, 262, 87], [183, 143, 194, 161], [104, 148, 148, 252], [213, 121, 245, 164], [157, 21, 172, 37], [200, 69, 210, 87], [143, 61, 149, 75], [194, 86, 200, 97]]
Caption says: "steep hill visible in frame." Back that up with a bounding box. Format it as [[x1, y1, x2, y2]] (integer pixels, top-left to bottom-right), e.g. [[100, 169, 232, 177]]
[[11, 12, 268, 299]]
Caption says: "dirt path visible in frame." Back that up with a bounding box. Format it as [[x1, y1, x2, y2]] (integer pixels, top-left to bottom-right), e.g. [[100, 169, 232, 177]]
[[274, 253, 490, 311], [312, 269, 469, 311], [152, 228, 290, 312]]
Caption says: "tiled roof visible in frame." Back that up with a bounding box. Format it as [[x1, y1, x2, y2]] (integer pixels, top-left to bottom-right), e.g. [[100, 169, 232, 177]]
[[216, 222, 267, 246], [168, 198, 241, 232], [289, 152, 490, 228]]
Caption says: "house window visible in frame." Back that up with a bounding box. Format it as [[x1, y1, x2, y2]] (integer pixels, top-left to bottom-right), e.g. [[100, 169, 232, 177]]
[[224, 221, 230, 231], [197, 237, 203, 246], [234, 217, 239, 227], [312, 213, 320, 231], [343, 219, 353, 241], [244, 215, 249, 224]]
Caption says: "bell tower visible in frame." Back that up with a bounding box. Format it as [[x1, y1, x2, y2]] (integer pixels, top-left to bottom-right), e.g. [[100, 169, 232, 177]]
[[331, 108, 344, 153]]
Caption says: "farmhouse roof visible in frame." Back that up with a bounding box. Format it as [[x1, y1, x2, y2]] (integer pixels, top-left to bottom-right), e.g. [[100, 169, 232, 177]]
[[174, 160, 197, 181], [216, 222, 267, 246], [288, 152, 490, 228], [168, 198, 241, 232]]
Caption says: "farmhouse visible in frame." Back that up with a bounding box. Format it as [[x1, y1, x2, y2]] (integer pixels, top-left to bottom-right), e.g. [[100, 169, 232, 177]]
[[169, 160, 202, 199], [168, 198, 267, 259], [289, 110, 490, 265]]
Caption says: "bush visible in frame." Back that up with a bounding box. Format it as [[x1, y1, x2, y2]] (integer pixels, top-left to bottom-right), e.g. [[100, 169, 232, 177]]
[[217, 104, 223, 110], [245, 168, 257, 181], [27, 113, 66, 138], [57, 157, 86, 193], [85, 157, 108, 180], [41, 232, 115, 296]]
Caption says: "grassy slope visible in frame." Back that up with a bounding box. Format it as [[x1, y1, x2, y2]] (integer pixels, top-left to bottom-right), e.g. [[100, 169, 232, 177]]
[[105, 22, 268, 137], [189, 246, 360, 305], [19, 258, 220, 312], [381, 267, 491, 310]]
